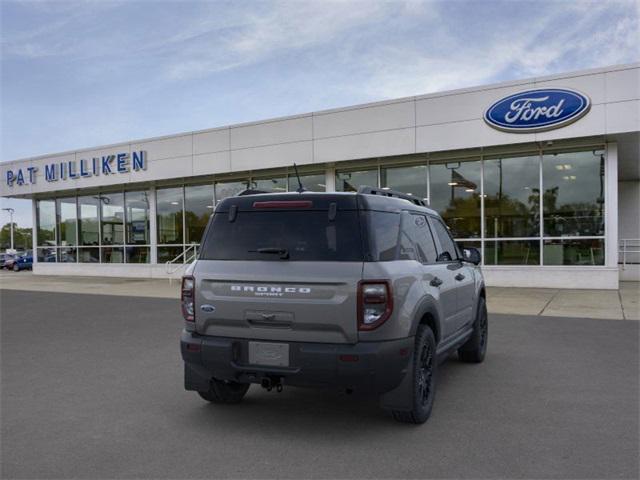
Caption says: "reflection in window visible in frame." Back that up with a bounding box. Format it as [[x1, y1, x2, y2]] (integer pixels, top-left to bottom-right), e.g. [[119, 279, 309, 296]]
[[37, 247, 56, 262], [543, 239, 604, 265], [484, 240, 540, 265], [158, 246, 184, 264], [215, 180, 249, 205], [58, 247, 77, 263], [36, 200, 56, 246], [157, 187, 183, 244], [484, 155, 540, 238], [335, 169, 378, 192], [56, 198, 77, 246], [126, 246, 150, 263], [102, 246, 124, 263], [125, 191, 150, 245], [78, 247, 99, 263], [430, 160, 481, 238], [288, 173, 325, 192], [100, 193, 124, 245], [381, 165, 428, 200], [185, 184, 214, 245], [542, 151, 605, 237], [253, 177, 287, 193], [78, 196, 100, 246]]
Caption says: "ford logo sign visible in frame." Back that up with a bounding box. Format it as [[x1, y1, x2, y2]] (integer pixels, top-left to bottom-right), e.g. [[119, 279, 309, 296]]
[[484, 88, 591, 133]]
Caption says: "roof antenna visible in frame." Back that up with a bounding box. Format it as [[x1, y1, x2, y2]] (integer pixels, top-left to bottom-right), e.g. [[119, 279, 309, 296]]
[[292, 163, 306, 193]]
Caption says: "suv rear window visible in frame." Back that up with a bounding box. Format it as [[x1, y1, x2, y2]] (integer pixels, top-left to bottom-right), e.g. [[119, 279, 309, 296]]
[[200, 210, 363, 261]]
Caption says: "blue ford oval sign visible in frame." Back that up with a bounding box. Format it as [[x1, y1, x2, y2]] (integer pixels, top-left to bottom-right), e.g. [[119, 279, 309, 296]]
[[484, 88, 591, 133]]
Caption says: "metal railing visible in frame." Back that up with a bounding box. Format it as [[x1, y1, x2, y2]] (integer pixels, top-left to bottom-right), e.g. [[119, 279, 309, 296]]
[[166, 244, 199, 279], [619, 238, 640, 269]]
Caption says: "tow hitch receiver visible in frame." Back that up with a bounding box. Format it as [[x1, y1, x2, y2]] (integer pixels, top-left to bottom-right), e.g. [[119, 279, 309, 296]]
[[261, 377, 284, 392]]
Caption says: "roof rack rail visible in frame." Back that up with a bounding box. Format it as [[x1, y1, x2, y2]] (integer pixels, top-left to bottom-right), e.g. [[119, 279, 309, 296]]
[[357, 186, 427, 207], [236, 189, 269, 196]]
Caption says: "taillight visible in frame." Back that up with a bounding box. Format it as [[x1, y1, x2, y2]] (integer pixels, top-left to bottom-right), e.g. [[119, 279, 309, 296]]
[[357, 280, 393, 331], [181, 276, 195, 322]]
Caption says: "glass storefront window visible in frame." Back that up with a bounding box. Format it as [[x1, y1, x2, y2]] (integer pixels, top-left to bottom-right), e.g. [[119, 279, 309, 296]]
[[101, 246, 124, 263], [78, 196, 100, 246], [484, 240, 540, 265], [56, 198, 77, 246], [156, 187, 183, 244], [288, 173, 326, 192], [36, 200, 56, 246], [58, 247, 77, 263], [78, 247, 99, 263], [215, 180, 249, 205], [185, 184, 214, 245], [543, 238, 604, 265], [542, 150, 605, 237], [484, 155, 540, 238], [381, 164, 428, 200], [126, 246, 150, 264], [253, 177, 287, 193], [100, 192, 124, 245], [36, 246, 57, 262], [335, 169, 378, 192], [429, 160, 481, 238], [125, 191, 150, 245], [158, 246, 184, 264]]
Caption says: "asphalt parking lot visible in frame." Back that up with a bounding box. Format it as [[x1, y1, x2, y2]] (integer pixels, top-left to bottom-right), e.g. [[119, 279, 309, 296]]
[[1, 289, 638, 479]]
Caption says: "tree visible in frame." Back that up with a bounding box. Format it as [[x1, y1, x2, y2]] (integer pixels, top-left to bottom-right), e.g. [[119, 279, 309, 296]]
[[0, 223, 32, 251]]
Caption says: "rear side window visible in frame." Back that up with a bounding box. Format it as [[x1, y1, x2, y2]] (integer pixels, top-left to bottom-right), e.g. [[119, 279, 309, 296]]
[[404, 214, 438, 263], [365, 211, 401, 261], [429, 217, 459, 262], [200, 210, 363, 261]]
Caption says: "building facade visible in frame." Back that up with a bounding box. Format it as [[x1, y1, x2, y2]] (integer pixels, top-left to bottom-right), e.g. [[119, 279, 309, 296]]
[[2, 63, 639, 288]]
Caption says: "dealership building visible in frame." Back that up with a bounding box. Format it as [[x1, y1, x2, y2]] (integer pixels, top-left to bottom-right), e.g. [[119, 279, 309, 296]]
[[1, 63, 638, 289]]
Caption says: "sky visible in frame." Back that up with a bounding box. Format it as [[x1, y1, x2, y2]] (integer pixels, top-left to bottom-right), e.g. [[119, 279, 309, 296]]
[[1, 0, 639, 228]]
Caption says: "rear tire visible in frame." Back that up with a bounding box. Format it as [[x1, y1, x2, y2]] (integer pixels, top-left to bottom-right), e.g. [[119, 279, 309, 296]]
[[198, 378, 250, 404], [458, 297, 488, 363], [391, 325, 437, 424], [12, 264, 19, 272]]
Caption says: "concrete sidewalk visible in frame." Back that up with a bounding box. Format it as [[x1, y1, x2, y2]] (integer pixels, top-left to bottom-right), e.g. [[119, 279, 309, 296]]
[[1, 270, 638, 320]]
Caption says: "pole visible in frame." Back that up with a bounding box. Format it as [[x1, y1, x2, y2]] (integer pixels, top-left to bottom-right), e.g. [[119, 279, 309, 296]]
[[2, 207, 15, 251]]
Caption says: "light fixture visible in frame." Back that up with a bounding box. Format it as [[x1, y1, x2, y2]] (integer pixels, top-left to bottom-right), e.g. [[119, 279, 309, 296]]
[[170, 201, 179, 205], [382, 187, 390, 190], [206, 205, 213, 209], [564, 164, 572, 170], [447, 182, 458, 186], [465, 188, 474, 192]]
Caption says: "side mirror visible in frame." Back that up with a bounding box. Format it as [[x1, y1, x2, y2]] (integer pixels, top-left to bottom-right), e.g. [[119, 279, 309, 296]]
[[462, 247, 481, 265]]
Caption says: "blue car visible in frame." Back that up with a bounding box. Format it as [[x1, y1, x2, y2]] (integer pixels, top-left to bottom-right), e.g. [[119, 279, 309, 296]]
[[13, 253, 33, 271]]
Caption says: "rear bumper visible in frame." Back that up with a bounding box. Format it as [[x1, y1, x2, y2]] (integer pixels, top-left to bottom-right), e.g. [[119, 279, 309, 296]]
[[181, 330, 413, 394]]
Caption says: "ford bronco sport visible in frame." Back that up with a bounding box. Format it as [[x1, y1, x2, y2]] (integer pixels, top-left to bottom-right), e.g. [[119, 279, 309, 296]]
[[180, 187, 487, 424]]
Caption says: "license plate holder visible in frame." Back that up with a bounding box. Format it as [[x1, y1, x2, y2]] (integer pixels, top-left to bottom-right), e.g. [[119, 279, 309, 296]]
[[248, 341, 290, 367]]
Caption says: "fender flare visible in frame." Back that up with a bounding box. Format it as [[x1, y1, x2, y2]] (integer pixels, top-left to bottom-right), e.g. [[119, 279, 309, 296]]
[[409, 295, 442, 343]]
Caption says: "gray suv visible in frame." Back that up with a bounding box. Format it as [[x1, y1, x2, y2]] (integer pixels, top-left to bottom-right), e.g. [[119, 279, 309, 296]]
[[180, 187, 487, 424]]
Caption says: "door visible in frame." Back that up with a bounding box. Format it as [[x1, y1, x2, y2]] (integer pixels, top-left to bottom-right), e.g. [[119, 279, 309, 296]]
[[404, 212, 459, 339], [427, 216, 470, 335]]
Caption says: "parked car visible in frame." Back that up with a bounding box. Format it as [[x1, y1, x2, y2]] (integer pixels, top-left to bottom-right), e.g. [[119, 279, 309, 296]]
[[180, 187, 487, 424], [12, 252, 33, 271], [2, 254, 17, 270]]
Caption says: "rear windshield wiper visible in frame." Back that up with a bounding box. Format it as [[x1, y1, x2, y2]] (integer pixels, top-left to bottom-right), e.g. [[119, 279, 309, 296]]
[[249, 247, 290, 260]]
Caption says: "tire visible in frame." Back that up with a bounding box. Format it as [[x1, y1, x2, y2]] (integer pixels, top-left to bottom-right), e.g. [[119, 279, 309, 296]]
[[197, 377, 250, 404], [13, 264, 19, 272], [392, 325, 437, 424], [458, 297, 488, 363]]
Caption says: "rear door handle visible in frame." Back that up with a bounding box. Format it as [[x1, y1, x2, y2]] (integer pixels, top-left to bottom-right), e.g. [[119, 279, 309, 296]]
[[455, 273, 466, 281], [430, 277, 443, 287]]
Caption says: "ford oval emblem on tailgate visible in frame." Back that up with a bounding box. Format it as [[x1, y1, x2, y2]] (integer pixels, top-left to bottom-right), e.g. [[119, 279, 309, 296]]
[[200, 304, 215, 313]]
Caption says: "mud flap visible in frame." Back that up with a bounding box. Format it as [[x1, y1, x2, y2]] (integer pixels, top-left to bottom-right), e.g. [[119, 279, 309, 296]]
[[378, 351, 414, 412], [184, 363, 213, 392]]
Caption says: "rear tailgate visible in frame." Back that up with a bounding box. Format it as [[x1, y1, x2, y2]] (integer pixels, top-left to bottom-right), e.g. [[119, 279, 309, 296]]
[[194, 261, 362, 344]]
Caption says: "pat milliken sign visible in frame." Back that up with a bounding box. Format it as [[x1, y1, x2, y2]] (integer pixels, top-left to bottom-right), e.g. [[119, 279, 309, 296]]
[[484, 88, 591, 133], [5, 151, 147, 187]]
